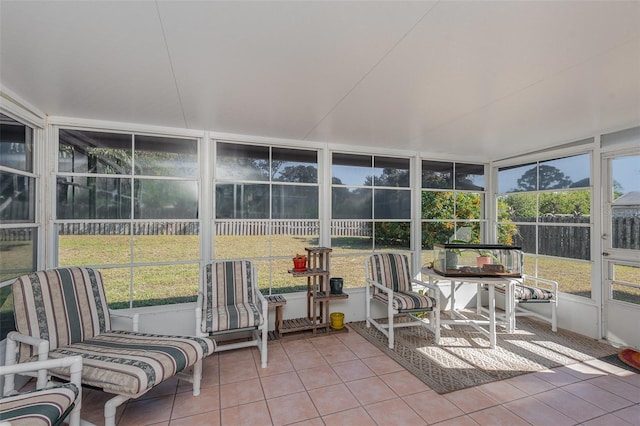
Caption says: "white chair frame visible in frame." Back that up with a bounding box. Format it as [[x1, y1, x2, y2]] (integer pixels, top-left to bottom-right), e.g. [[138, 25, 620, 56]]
[[365, 255, 441, 349]]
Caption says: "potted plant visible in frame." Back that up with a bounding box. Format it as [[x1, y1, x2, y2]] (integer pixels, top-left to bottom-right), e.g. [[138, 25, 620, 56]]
[[292, 253, 307, 271]]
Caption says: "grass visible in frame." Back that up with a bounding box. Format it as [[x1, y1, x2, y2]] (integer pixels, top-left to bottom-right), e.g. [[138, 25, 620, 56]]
[[2, 235, 638, 307]]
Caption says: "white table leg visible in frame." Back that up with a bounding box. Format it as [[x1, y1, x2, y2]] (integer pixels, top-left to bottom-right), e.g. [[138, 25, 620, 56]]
[[488, 284, 496, 348]]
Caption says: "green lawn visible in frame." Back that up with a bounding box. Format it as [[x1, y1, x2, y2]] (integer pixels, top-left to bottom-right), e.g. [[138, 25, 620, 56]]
[[6, 234, 630, 307]]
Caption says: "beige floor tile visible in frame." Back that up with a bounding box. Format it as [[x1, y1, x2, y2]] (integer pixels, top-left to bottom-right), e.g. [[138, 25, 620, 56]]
[[308, 382, 360, 416], [220, 400, 272, 426], [364, 397, 426, 425], [581, 413, 635, 426], [266, 391, 319, 425], [297, 365, 342, 390], [532, 367, 582, 387], [219, 359, 259, 385], [403, 390, 464, 424], [257, 351, 295, 377], [217, 347, 257, 366], [331, 359, 375, 382], [282, 338, 316, 355], [343, 340, 384, 359], [220, 378, 264, 409], [171, 385, 220, 419], [612, 403, 640, 424], [118, 395, 174, 426], [503, 396, 575, 426], [345, 376, 396, 405], [260, 371, 305, 399], [378, 370, 431, 396], [588, 375, 640, 403], [444, 387, 499, 413], [563, 381, 635, 411], [468, 405, 531, 426], [504, 372, 556, 395], [475, 379, 528, 403], [320, 406, 376, 426], [169, 411, 221, 426], [560, 362, 610, 381], [362, 354, 403, 375], [288, 350, 329, 370], [533, 387, 607, 423], [432, 415, 482, 426]]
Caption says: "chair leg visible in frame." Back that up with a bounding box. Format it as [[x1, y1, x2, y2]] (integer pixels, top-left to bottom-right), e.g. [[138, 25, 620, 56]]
[[387, 301, 394, 349], [434, 308, 441, 345], [261, 326, 268, 368], [551, 301, 558, 332], [192, 359, 203, 396], [104, 394, 130, 426]]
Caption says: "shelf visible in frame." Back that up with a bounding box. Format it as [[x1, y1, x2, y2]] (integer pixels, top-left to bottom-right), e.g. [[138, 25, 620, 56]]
[[288, 268, 329, 277], [313, 291, 349, 302]]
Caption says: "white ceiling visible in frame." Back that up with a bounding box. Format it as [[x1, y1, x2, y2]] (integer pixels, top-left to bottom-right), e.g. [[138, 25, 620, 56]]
[[1, 1, 639, 160]]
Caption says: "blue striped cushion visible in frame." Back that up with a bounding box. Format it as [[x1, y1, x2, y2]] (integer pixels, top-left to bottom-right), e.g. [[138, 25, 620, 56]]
[[202, 261, 263, 333], [373, 291, 435, 311], [0, 383, 78, 426], [494, 284, 554, 301], [368, 253, 412, 294], [515, 285, 554, 301], [33, 331, 215, 397], [12, 268, 111, 362]]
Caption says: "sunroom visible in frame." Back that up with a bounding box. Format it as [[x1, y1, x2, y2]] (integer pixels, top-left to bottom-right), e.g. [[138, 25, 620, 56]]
[[1, 1, 639, 425]]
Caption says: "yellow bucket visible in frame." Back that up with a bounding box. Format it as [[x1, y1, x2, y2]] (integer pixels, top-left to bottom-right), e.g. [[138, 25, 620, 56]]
[[330, 312, 345, 330]]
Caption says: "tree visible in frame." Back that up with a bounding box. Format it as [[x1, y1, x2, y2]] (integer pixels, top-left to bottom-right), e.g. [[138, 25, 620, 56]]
[[517, 165, 572, 191]]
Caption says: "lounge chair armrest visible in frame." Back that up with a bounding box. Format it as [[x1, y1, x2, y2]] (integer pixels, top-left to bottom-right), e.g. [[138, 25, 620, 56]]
[[4, 331, 51, 393], [521, 274, 558, 293], [366, 278, 393, 295], [411, 278, 441, 296], [109, 309, 140, 332], [195, 291, 205, 336]]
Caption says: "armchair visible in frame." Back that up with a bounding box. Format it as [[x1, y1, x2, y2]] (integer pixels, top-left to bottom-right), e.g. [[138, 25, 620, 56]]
[[365, 253, 441, 348], [195, 260, 268, 368]]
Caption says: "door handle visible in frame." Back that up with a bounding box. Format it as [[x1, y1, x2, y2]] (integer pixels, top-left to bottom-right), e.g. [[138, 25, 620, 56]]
[[602, 252, 610, 257]]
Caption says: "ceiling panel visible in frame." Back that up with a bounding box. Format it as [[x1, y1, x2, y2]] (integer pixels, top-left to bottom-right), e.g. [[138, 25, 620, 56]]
[[157, 1, 435, 137], [0, 0, 638, 160]]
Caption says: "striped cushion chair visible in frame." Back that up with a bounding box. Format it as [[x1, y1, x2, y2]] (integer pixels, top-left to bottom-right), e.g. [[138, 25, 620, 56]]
[[1, 356, 82, 426], [6, 267, 216, 426], [195, 260, 268, 368], [365, 253, 441, 348]]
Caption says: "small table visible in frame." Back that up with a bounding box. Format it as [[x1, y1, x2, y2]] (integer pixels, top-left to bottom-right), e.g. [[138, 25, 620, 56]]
[[265, 295, 287, 338], [422, 267, 509, 348]]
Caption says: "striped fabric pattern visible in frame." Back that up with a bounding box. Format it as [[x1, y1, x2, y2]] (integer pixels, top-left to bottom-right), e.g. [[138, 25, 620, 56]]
[[368, 253, 412, 294], [515, 285, 554, 301], [12, 267, 216, 397], [35, 331, 215, 396], [495, 284, 554, 301], [202, 261, 263, 333], [369, 253, 435, 312], [0, 383, 78, 426], [373, 291, 435, 311], [12, 268, 111, 362]]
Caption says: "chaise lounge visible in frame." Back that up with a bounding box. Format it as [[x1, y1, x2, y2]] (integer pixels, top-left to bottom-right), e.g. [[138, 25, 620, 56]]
[[6, 267, 216, 426]]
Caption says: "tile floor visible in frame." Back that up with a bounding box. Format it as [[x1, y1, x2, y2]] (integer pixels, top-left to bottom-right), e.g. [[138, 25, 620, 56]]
[[77, 326, 639, 425]]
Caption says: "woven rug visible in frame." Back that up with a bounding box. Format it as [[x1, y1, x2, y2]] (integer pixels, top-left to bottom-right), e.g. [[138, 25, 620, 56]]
[[349, 313, 618, 394]]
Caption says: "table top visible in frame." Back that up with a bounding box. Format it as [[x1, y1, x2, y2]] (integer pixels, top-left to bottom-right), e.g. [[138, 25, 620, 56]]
[[421, 266, 516, 285]]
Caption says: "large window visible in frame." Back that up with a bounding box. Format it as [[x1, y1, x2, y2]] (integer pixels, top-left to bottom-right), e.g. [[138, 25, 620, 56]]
[[421, 160, 486, 266], [331, 153, 411, 287], [0, 112, 37, 339], [497, 153, 592, 298], [56, 129, 199, 308], [214, 142, 319, 294]]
